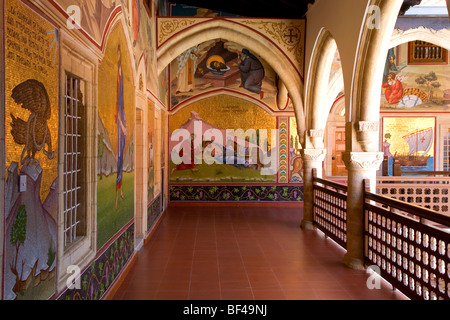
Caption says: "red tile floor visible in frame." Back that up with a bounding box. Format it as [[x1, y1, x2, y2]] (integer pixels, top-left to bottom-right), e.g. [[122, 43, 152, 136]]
[[112, 205, 408, 300]]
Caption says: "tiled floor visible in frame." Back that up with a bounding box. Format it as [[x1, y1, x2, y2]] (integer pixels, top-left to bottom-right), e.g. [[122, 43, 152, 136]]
[[112, 205, 408, 300]]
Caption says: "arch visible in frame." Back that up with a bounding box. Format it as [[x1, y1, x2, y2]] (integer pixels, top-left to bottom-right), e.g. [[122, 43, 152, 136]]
[[390, 27, 450, 51], [101, 12, 138, 88], [156, 18, 306, 143], [327, 68, 345, 116], [136, 52, 148, 94], [304, 28, 341, 148], [329, 94, 346, 121], [350, 0, 404, 152], [168, 89, 282, 117], [324, 93, 346, 176]]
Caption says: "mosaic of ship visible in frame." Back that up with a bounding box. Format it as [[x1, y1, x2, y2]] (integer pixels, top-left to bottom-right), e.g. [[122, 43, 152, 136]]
[[394, 127, 433, 167]]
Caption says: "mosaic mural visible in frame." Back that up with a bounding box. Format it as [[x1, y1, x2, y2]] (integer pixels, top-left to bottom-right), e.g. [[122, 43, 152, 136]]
[[169, 39, 279, 111], [121, 0, 158, 92], [4, 0, 59, 300], [382, 117, 436, 175], [381, 43, 450, 111], [169, 96, 277, 184], [97, 22, 135, 250]]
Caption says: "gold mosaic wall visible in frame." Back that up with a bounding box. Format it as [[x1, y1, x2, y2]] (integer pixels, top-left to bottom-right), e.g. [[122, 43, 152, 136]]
[[382, 117, 435, 156], [5, 0, 59, 201], [169, 96, 276, 134], [168, 96, 278, 184], [98, 22, 135, 155]]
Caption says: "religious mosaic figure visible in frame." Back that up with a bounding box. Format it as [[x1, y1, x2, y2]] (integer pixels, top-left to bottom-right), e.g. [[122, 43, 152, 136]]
[[171, 134, 197, 174], [131, 0, 140, 45], [384, 48, 398, 82], [238, 49, 265, 99], [176, 46, 201, 93], [115, 45, 127, 209], [382, 72, 404, 105], [10, 79, 55, 164]]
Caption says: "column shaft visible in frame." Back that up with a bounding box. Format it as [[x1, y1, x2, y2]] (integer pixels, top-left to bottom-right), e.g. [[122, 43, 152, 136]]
[[342, 151, 383, 270], [301, 149, 326, 230]]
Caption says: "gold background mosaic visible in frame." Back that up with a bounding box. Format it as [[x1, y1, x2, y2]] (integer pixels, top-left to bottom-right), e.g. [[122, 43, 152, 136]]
[[98, 22, 135, 156], [5, 0, 59, 201], [169, 95, 276, 134]]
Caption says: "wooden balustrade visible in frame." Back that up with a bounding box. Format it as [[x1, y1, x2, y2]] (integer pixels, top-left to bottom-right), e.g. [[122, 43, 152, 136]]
[[312, 168, 348, 249], [364, 179, 450, 300], [311, 170, 450, 299]]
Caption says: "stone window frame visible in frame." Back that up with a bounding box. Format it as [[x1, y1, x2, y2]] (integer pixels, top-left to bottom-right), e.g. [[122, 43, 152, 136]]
[[56, 30, 97, 293]]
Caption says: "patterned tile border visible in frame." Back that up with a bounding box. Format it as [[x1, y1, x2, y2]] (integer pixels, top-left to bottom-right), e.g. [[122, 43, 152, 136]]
[[57, 223, 135, 300], [147, 194, 162, 231], [169, 185, 303, 202], [279, 118, 289, 183]]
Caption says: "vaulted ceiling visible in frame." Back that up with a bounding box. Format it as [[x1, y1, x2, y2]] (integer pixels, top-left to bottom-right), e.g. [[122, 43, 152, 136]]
[[169, 0, 421, 19], [169, 0, 315, 19]]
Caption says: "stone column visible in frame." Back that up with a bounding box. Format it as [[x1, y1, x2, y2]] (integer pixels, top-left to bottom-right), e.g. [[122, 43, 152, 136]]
[[300, 148, 326, 230], [342, 151, 383, 270]]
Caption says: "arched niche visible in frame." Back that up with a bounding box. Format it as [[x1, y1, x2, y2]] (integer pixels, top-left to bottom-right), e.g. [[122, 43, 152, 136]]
[[156, 18, 306, 144], [304, 28, 344, 149]]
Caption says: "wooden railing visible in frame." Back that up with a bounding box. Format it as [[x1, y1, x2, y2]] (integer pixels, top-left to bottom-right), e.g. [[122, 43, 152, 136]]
[[312, 168, 348, 249], [364, 179, 450, 300], [312, 170, 450, 299]]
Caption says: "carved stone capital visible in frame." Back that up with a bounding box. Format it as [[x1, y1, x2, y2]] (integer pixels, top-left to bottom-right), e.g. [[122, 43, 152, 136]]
[[342, 152, 384, 171], [301, 148, 327, 162], [308, 129, 324, 138], [356, 121, 379, 152], [357, 121, 379, 132], [307, 129, 325, 149]]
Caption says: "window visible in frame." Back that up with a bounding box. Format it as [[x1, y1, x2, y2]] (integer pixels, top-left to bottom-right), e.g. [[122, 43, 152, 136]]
[[57, 36, 96, 293], [63, 74, 85, 247], [408, 41, 448, 65]]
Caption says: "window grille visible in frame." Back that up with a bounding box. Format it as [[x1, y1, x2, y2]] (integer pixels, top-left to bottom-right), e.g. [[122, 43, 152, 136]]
[[408, 41, 448, 65], [64, 74, 82, 247]]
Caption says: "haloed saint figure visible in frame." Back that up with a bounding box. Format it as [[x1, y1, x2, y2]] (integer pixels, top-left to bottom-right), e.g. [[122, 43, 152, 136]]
[[238, 49, 265, 99], [115, 44, 127, 210]]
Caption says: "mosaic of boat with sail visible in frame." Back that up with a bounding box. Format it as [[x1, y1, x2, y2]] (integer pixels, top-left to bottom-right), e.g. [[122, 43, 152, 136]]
[[394, 127, 433, 167]]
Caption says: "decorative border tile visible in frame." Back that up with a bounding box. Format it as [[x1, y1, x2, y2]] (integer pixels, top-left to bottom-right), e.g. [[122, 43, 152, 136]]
[[279, 117, 289, 183], [147, 195, 162, 231], [57, 223, 135, 300], [169, 185, 303, 202]]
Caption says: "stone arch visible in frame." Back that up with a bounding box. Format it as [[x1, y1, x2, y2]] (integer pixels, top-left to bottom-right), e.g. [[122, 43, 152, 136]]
[[329, 94, 346, 122], [390, 27, 450, 51], [341, 0, 404, 271], [350, 0, 404, 152], [304, 28, 342, 148], [169, 89, 279, 117], [156, 19, 306, 142]]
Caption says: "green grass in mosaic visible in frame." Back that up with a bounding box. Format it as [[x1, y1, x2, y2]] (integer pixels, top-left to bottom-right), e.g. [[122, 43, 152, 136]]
[[97, 172, 135, 249]]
